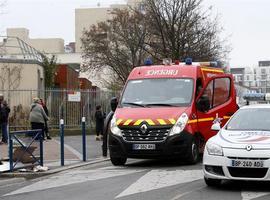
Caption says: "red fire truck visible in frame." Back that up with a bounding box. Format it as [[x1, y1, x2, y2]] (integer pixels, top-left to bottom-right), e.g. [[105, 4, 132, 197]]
[[106, 59, 238, 165]]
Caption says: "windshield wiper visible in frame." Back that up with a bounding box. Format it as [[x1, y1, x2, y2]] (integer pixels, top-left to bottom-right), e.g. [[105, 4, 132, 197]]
[[144, 103, 175, 107], [122, 102, 145, 107]]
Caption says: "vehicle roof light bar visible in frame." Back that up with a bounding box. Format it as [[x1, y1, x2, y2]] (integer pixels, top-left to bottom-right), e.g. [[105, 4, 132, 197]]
[[243, 93, 270, 105], [163, 58, 172, 65]]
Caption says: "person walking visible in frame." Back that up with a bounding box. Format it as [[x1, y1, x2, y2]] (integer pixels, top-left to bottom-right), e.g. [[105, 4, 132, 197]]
[[40, 98, 51, 140], [95, 105, 105, 141], [0, 100, 10, 144], [29, 97, 48, 140]]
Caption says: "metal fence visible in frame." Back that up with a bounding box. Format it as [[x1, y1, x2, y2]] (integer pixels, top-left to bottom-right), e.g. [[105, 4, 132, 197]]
[[0, 89, 117, 129]]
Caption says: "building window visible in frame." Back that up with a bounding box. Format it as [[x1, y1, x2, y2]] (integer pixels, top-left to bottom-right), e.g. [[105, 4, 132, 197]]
[[261, 74, 267, 80]]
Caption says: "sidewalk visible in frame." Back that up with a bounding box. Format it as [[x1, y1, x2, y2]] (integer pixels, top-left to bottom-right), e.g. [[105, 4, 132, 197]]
[[0, 135, 109, 177]]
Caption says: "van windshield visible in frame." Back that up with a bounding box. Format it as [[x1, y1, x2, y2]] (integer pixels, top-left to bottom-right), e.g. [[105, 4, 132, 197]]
[[121, 78, 193, 107]]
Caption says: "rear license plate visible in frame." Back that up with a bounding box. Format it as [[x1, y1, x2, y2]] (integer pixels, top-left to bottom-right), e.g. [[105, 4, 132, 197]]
[[133, 144, 156, 150], [231, 159, 264, 168]]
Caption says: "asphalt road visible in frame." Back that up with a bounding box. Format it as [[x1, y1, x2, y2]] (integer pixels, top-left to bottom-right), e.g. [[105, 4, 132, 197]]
[[1, 159, 270, 200]]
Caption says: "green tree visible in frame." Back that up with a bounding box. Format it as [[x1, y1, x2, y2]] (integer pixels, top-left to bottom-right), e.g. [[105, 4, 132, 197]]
[[41, 55, 57, 88]]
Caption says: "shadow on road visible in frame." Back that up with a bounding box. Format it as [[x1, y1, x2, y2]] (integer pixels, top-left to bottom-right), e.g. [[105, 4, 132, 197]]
[[125, 156, 203, 170]]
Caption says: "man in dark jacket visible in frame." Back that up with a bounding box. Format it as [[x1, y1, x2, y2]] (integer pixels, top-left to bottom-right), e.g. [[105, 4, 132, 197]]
[[95, 105, 105, 141], [0, 96, 10, 144]]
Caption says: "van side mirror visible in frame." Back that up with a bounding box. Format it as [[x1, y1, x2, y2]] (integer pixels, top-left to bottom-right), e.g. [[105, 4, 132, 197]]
[[196, 95, 210, 112], [211, 123, 221, 131], [110, 97, 118, 112]]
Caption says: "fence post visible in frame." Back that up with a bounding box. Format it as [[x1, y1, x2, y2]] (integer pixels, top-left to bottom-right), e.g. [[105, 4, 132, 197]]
[[82, 117, 86, 162], [39, 130, 44, 166], [9, 134, 13, 172], [60, 119, 64, 166]]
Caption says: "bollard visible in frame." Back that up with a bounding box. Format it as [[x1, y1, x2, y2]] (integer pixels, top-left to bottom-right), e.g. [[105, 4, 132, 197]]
[[39, 130, 44, 166], [9, 135, 13, 172], [82, 117, 86, 162], [60, 119, 65, 166]]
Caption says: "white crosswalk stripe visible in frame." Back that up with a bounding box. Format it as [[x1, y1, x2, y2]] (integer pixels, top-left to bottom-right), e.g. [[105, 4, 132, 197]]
[[4, 167, 145, 197], [3, 166, 270, 200], [241, 191, 269, 200], [116, 169, 203, 198]]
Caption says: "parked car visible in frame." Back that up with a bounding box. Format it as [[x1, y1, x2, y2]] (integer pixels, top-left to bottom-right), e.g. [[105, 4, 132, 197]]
[[203, 104, 270, 186]]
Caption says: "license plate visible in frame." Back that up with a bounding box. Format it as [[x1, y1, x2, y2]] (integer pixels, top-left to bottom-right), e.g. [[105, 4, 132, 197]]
[[133, 144, 156, 150], [231, 159, 264, 168]]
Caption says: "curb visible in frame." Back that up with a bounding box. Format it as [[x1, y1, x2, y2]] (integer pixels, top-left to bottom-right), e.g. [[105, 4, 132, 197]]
[[0, 158, 110, 179]]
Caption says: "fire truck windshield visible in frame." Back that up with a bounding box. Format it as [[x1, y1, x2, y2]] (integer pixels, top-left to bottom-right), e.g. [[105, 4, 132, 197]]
[[121, 78, 194, 107]]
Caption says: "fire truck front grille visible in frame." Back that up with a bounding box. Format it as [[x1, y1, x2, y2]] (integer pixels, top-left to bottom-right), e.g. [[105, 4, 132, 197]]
[[121, 127, 170, 141]]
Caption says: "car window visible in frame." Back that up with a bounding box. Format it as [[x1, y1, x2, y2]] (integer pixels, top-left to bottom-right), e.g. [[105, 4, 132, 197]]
[[213, 78, 230, 107], [226, 108, 270, 130], [202, 77, 230, 109]]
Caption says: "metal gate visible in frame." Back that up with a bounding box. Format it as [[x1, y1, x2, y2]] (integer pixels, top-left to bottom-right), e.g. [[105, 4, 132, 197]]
[[0, 89, 117, 129]]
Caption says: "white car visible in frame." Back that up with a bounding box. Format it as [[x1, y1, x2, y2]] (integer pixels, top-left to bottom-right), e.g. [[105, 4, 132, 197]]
[[203, 104, 270, 186]]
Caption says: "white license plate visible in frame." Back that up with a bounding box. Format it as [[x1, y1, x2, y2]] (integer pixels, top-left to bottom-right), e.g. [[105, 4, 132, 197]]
[[231, 159, 264, 168], [133, 144, 156, 150]]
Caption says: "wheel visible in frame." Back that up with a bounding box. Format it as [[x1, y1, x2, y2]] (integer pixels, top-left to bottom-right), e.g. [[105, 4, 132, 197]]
[[186, 138, 200, 164], [204, 177, 221, 187], [110, 156, 127, 166]]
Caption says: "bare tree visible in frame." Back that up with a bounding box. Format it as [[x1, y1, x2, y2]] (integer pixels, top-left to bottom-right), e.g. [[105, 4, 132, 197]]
[[81, 0, 230, 89], [143, 0, 230, 62], [81, 8, 150, 86], [0, 62, 22, 90]]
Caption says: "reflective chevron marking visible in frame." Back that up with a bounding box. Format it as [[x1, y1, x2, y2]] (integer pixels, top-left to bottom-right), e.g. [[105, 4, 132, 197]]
[[134, 119, 143, 126], [168, 118, 176, 124], [123, 119, 133, 126], [157, 119, 166, 125], [116, 119, 123, 126]]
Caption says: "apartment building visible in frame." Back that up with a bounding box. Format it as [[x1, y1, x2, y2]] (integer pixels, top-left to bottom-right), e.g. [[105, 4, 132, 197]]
[[231, 61, 270, 93]]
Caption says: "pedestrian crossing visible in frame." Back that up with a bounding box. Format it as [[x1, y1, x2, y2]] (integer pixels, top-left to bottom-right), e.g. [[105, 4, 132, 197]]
[[2, 165, 270, 200]]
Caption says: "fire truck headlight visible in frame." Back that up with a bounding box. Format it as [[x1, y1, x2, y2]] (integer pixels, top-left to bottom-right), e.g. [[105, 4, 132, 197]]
[[110, 115, 122, 136], [169, 113, 188, 136]]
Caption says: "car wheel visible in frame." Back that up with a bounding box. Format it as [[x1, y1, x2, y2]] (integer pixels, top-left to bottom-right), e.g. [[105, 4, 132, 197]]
[[204, 177, 221, 187], [186, 138, 199, 164], [110, 156, 127, 166]]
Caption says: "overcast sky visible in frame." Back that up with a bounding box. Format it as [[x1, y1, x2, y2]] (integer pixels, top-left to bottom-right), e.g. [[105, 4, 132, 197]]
[[1, 0, 270, 67]]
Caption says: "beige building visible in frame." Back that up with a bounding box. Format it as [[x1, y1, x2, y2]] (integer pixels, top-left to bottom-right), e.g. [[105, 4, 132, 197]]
[[75, 0, 142, 53], [4, 28, 64, 54]]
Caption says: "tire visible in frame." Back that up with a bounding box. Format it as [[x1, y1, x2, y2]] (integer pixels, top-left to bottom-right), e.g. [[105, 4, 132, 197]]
[[204, 177, 221, 187], [110, 156, 127, 166], [186, 138, 200, 164]]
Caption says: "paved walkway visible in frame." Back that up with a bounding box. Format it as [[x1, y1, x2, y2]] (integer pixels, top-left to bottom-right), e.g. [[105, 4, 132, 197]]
[[0, 135, 105, 172]]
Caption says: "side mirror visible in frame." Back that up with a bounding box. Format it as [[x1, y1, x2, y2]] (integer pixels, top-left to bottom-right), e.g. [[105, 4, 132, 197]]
[[196, 95, 210, 112], [110, 97, 118, 112], [211, 123, 221, 131]]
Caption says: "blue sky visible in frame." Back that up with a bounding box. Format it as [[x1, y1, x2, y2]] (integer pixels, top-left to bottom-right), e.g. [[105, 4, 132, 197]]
[[1, 0, 270, 67]]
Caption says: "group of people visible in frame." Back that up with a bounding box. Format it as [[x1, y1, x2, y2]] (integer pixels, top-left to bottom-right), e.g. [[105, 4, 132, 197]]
[[29, 97, 51, 140], [0, 94, 10, 145]]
